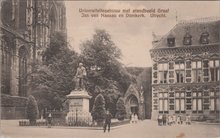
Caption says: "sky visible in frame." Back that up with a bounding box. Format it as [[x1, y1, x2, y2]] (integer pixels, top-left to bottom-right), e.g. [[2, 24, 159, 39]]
[[65, 1, 220, 67]]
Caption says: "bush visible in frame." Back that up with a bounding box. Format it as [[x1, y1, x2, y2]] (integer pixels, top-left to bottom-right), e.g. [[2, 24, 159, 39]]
[[91, 94, 106, 124], [115, 98, 126, 121], [26, 95, 39, 125]]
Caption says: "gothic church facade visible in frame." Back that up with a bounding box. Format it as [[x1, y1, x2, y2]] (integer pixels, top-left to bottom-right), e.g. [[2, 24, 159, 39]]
[[0, 0, 66, 119]]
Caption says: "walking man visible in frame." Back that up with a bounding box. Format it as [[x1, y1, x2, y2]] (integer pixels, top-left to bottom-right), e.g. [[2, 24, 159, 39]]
[[103, 110, 112, 133], [47, 112, 52, 128]]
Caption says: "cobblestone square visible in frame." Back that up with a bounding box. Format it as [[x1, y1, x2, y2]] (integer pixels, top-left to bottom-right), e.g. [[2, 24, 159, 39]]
[[1, 120, 220, 138]]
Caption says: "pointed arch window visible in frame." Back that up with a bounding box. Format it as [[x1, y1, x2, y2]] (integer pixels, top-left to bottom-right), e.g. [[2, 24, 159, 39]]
[[1, 40, 12, 95], [19, 47, 28, 97]]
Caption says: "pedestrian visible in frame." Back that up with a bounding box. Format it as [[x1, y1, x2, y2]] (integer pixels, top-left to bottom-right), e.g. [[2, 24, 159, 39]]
[[103, 110, 112, 133], [172, 114, 176, 125], [177, 115, 181, 125], [134, 113, 138, 123], [167, 115, 172, 126], [47, 112, 52, 128], [185, 114, 191, 125], [130, 113, 134, 124], [162, 114, 167, 126], [158, 114, 163, 126]]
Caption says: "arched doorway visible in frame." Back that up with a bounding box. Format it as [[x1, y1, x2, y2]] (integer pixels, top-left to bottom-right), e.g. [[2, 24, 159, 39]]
[[129, 95, 139, 115]]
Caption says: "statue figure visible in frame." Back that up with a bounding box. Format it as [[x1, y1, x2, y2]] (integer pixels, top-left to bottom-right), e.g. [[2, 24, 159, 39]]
[[75, 63, 87, 91]]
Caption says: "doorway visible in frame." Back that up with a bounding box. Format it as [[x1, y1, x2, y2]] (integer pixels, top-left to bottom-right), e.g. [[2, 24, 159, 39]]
[[130, 95, 139, 115]]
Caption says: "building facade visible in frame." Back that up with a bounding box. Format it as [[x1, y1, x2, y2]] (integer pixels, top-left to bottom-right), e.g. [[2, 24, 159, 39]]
[[0, 0, 66, 119], [150, 17, 220, 120]]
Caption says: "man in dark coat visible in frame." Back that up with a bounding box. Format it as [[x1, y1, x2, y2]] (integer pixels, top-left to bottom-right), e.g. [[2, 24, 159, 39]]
[[103, 110, 112, 133]]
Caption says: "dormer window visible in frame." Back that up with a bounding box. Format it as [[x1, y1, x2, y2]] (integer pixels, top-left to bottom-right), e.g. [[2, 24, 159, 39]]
[[167, 38, 175, 47], [200, 27, 209, 44], [167, 32, 175, 47], [183, 32, 192, 45]]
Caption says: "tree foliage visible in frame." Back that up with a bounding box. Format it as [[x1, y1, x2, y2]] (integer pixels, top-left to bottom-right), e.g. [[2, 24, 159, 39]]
[[31, 32, 78, 111], [80, 29, 135, 116], [26, 95, 39, 125], [115, 98, 127, 120], [91, 93, 106, 122]]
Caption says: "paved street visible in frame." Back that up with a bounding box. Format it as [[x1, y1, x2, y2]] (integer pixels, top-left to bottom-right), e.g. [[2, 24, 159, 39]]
[[1, 120, 220, 138]]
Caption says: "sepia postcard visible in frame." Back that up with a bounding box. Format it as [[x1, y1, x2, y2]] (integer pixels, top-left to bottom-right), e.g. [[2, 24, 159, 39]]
[[0, 0, 220, 138]]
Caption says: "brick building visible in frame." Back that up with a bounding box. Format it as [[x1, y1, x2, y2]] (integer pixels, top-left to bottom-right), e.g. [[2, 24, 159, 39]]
[[150, 17, 220, 120]]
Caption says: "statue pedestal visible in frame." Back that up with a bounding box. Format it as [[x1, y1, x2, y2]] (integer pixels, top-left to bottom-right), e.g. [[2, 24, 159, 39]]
[[66, 90, 92, 126]]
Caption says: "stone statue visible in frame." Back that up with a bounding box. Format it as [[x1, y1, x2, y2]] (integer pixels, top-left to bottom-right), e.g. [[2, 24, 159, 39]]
[[75, 63, 87, 91]]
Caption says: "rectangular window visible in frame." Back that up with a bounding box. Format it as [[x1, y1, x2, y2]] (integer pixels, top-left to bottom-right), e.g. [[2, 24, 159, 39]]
[[176, 71, 184, 83], [210, 60, 220, 82], [198, 99, 202, 111], [180, 99, 185, 111], [180, 92, 185, 97], [192, 61, 203, 82], [193, 92, 197, 97], [192, 69, 203, 82], [159, 99, 163, 111], [164, 93, 168, 98], [159, 63, 168, 71], [159, 63, 168, 83], [193, 99, 197, 111], [176, 92, 180, 97], [159, 71, 168, 83], [210, 92, 215, 97], [164, 99, 168, 111], [175, 61, 185, 83], [159, 93, 163, 98], [175, 99, 180, 111]]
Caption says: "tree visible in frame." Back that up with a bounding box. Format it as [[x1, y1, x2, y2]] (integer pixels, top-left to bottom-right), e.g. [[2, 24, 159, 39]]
[[26, 95, 39, 125], [31, 32, 78, 111], [91, 93, 106, 123], [80, 29, 135, 116], [115, 98, 127, 120]]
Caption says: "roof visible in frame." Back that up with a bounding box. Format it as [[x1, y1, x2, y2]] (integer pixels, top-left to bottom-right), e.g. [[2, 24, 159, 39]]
[[152, 16, 220, 49]]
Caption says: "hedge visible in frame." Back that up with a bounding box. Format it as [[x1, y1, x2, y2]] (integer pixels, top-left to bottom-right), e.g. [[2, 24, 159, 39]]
[[1, 94, 28, 107]]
